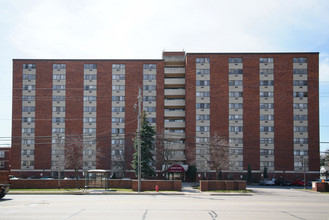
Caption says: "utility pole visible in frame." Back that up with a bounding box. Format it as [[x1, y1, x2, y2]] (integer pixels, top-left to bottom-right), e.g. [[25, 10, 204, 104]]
[[137, 87, 142, 193]]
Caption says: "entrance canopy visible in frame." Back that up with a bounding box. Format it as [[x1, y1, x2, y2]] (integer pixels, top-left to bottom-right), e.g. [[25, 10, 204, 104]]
[[167, 164, 185, 173]]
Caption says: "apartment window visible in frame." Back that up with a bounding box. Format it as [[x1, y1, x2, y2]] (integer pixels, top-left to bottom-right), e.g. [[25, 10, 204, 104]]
[[112, 85, 125, 91], [293, 115, 308, 120], [260, 80, 274, 86], [293, 80, 308, 86], [196, 69, 210, 75], [143, 74, 156, 80], [23, 85, 35, 90], [229, 126, 243, 132], [229, 92, 243, 98], [260, 161, 274, 167], [0, 151, 5, 158], [143, 64, 156, 69], [196, 103, 210, 109], [112, 149, 124, 156], [196, 80, 210, 86], [112, 74, 125, 80], [53, 64, 66, 69], [52, 117, 65, 123], [22, 139, 35, 145], [84, 74, 97, 80], [22, 106, 35, 112], [112, 117, 125, 123], [229, 103, 243, 109], [84, 64, 97, 69], [22, 117, 35, 123], [260, 69, 274, 74], [234, 161, 244, 167], [260, 103, 274, 109], [229, 114, 243, 120], [196, 126, 210, 132], [143, 85, 156, 91], [53, 74, 66, 80], [143, 107, 156, 112], [83, 128, 96, 134], [293, 103, 308, 109], [294, 162, 303, 167], [23, 96, 35, 101], [293, 126, 308, 132], [229, 58, 243, 63], [83, 150, 95, 156], [112, 107, 125, 112], [53, 106, 66, 112], [164, 129, 184, 133], [84, 85, 97, 90], [229, 138, 243, 144], [196, 92, 210, 97], [229, 80, 243, 86], [112, 64, 125, 69], [196, 114, 210, 120], [22, 128, 35, 133], [112, 128, 125, 134], [23, 74, 36, 80], [52, 128, 65, 134], [260, 138, 274, 144], [111, 139, 125, 145], [196, 58, 210, 63], [84, 117, 96, 123], [294, 138, 308, 144], [229, 69, 243, 74], [53, 85, 66, 90], [293, 58, 307, 63], [165, 119, 185, 122], [293, 92, 308, 98], [260, 126, 274, 132], [293, 69, 307, 74], [146, 118, 156, 123], [143, 96, 156, 101], [260, 92, 274, 97], [53, 96, 65, 101], [259, 58, 274, 63], [196, 137, 209, 143], [260, 149, 274, 155], [21, 160, 34, 166], [260, 115, 274, 120], [23, 64, 36, 69], [0, 161, 4, 168], [230, 149, 243, 155], [84, 96, 97, 101], [294, 150, 308, 156], [83, 107, 96, 112], [21, 150, 34, 155], [112, 96, 125, 101]]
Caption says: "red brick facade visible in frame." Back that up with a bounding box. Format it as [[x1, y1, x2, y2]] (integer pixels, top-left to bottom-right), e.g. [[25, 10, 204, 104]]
[[11, 52, 319, 181]]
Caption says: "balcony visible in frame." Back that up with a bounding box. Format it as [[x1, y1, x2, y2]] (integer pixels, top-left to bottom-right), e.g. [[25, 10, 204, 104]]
[[164, 99, 185, 107], [165, 88, 185, 96], [164, 67, 185, 77], [165, 78, 185, 86], [164, 110, 185, 117]]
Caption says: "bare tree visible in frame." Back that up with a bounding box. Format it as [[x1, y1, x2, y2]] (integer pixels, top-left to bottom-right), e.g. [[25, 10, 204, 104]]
[[64, 135, 103, 188], [196, 134, 230, 180]]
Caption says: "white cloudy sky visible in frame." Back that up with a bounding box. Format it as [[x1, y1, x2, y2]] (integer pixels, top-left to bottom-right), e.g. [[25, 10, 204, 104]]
[[0, 0, 328, 151]]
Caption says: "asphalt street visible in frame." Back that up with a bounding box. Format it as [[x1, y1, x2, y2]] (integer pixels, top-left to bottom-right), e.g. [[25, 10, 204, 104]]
[[1, 187, 329, 220]]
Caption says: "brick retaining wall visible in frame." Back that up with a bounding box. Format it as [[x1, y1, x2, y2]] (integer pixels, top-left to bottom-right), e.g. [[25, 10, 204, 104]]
[[200, 180, 246, 191]]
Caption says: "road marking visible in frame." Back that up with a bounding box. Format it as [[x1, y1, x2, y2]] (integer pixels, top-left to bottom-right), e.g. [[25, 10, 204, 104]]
[[208, 210, 218, 219]]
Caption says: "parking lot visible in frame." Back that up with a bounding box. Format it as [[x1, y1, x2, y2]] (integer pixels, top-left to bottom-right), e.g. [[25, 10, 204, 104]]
[[1, 186, 329, 220]]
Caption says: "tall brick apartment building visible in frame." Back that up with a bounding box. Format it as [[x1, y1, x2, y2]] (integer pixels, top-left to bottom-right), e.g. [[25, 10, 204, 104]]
[[11, 51, 319, 180]]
